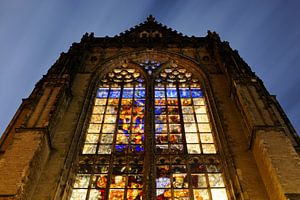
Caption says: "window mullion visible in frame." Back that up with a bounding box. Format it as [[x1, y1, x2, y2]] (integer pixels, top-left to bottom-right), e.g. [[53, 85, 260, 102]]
[[70, 63, 229, 200], [146, 78, 155, 200]]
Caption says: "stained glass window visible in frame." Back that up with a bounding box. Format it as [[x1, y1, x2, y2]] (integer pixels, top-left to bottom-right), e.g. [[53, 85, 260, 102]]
[[70, 65, 145, 200], [70, 61, 229, 200], [154, 64, 228, 200]]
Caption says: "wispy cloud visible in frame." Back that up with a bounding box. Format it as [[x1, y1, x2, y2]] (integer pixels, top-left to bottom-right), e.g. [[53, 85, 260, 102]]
[[0, 0, 299, 135]]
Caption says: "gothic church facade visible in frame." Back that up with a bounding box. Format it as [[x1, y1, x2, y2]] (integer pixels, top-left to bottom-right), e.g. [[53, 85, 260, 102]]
[[0, 16, 299, 200]]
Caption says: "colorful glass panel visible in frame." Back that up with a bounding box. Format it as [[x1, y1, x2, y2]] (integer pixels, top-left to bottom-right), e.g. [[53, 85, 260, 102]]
[[71, 65, 145, 200], [71, 62, 229, 200], [154, 64, 228, 200]]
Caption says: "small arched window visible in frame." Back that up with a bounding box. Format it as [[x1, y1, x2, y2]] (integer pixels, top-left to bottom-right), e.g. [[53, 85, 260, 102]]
[[69, 60, 229, 200], [152, 31, 162, 38], [139, 31, 149, 38]]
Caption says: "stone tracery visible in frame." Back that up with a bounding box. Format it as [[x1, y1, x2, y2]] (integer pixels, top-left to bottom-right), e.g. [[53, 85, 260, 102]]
[[70, 60, 228, 200]]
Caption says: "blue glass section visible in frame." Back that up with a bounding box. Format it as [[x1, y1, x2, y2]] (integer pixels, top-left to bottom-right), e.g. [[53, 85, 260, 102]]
[[137, 78, 144, 83], [155, 124, 166, 133], [122, 89, 133, 98], [191, 89, 203, 98], [134, 116, 144, 124], [118, 118, 122, 124], [118, 125, 130, 134], [156, 177, 171, 188], [109, 89, 121, 98], [116, 145, 128, 153], [155, 90, 165, 98], [134, 99, 145, 107], [131, 145, 144, 152], [166, 88, 177, 97], [179, 88, 190, 98], [155, 106, 166, 115], [97, 88, 109, 98], [135, 89, 145, 98]]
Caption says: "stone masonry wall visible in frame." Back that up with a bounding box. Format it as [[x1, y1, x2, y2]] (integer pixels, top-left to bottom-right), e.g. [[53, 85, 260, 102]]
[[0, 130, 50, 200], [253, 130, 300, 200], [210, 74, 269, 199]]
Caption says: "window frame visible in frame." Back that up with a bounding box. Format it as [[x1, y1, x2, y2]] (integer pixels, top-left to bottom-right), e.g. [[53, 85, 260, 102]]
[[69, 61, 230, 200]]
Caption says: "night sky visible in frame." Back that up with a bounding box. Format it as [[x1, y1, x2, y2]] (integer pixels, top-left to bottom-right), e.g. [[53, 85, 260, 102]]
[[0, 0, 299, 136]]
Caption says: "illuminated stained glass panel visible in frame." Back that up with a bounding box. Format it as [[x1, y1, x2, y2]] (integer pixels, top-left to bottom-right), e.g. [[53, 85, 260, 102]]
[[155, 156, 227, 200], [156, 91, 183, 155], [154, 63, 228, 200], [71, 65, 145, 200], [155, 156, 189, 199], [154, 82, 217, 156], [71, 61, 229, 200], [70, 155, 144, 200]]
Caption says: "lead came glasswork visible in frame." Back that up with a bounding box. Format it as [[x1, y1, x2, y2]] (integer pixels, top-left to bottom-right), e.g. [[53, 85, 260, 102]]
[[154, 64, 228, 200], [87, 124, 101, 133], [85, 134, 99, 143], [71, 65, 145, 200], [71, 62, 229, 200]]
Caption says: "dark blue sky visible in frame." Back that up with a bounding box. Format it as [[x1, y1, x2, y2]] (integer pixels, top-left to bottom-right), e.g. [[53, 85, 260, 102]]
[[0, 0, 299, 135]]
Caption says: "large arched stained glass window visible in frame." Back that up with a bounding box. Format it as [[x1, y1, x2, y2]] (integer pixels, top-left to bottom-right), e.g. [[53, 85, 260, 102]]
[[154, 64, 228, 200], [70, 64, 145, 200], [70, 60, 229, 200]]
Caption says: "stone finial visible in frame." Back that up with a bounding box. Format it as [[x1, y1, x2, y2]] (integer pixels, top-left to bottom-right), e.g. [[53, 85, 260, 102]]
[[147, 15, 155, 22]]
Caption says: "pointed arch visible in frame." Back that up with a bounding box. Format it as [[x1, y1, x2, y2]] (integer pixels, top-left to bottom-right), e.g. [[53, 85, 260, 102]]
[[71, 63, 146, 200], [69, 50, 230, 200], [152, 59, 228, 200]]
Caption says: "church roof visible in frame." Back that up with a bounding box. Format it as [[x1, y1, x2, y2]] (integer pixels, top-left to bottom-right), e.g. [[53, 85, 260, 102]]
[[79, 15, 207, 48], [117, 15, 187, 39]]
